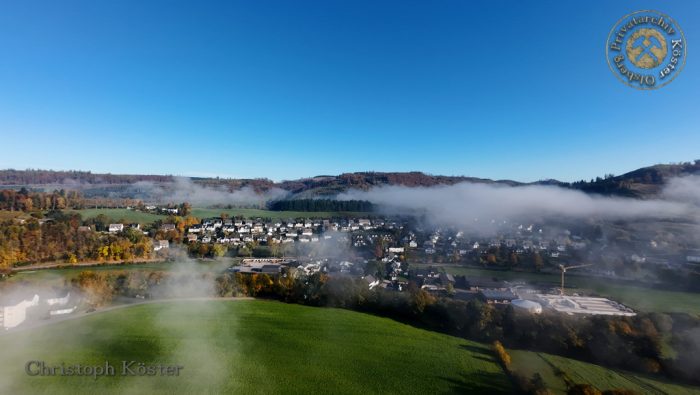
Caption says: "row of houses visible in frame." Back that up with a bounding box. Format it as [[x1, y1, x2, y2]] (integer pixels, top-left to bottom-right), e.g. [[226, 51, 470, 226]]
[[184, 218, 382, 245], [417, 227, 588, 258]]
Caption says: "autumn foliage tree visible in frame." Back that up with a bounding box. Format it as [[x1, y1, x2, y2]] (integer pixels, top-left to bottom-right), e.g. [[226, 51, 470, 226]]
[[0, 212, 153, 269], [72, 271, 114, 307]]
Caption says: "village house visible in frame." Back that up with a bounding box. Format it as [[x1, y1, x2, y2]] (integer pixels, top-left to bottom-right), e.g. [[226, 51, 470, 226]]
[[154, 240, 170, 251], [160, 223, 176, 232], [188, 225, 201, 233], [223, 224, 235, 233], [108, 223, 124, 233], [285, 231, 298, 238]]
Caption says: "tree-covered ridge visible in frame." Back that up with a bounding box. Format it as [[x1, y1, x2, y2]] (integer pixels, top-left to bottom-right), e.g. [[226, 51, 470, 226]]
[[570, 160, 700, 197], [0, 169, 173, 185], [2, 161, 700, 199]]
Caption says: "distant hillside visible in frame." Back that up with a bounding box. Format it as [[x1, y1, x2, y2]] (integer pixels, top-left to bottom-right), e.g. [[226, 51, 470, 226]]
[[275, 172, 521, 197], [0, 169, 523, 197], [1, 161, 698, 199], [570, 161, 700, 198], [0, 169, 174, 185]]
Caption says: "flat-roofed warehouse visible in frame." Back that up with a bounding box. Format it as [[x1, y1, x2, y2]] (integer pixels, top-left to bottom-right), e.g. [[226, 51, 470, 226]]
[[536, 295, 635, 316]]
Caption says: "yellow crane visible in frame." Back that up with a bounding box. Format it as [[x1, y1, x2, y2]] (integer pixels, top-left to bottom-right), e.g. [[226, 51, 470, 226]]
[[558, 263, 593, 295]]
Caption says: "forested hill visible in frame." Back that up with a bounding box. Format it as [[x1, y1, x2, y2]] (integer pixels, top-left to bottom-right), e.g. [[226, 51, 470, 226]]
[[1, 161, 699, 198], [0, 169, 174, 185], [570, 161, 700, 197], [0, 169, 521, 193], [275, 172, 521, 197]]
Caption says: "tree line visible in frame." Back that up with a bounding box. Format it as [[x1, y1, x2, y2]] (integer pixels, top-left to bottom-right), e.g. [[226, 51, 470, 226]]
[[268, 199, 373, 212], [0, 211, 153, 271], [0, 169, 172, 185], [0, 188, 140, 211]]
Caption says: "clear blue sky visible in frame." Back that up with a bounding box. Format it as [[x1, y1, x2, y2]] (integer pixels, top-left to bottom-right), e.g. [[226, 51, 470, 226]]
[[0, 1, 698, 182]]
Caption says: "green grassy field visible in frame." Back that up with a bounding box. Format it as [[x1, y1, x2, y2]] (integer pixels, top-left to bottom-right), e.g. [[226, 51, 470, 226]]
[[0, 300, 512, 394], [414, 264, 700, 315], [510, 349, 700, 395], [579, 282, 700, 315]]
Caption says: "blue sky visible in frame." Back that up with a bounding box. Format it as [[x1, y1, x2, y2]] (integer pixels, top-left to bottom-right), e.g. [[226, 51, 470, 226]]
[[0, 0, 698, 182]]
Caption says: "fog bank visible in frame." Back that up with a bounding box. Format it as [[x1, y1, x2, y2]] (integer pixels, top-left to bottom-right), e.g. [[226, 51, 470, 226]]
[[130, 177, 288, 207], [338, 178, 700, 231]]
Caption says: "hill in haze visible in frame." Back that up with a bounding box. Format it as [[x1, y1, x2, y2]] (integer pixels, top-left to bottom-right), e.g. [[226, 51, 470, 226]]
[[0, 160, 698, 199], [571, 160, 700, 198]]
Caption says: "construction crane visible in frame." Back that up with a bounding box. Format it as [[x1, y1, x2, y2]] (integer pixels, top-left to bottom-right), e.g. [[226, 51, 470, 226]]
[[558, 263, 593, 295]]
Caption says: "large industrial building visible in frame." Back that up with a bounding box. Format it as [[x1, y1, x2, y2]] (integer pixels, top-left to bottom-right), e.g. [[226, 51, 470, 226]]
[[1, 294, 40, 329], [535, 294, 635, 316]]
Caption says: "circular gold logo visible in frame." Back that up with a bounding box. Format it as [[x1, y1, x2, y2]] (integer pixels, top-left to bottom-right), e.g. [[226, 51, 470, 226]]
[[606, 10, 686, 89], [626, 28, 667, 69]]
